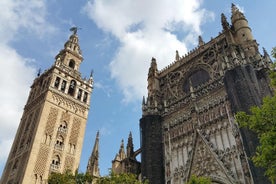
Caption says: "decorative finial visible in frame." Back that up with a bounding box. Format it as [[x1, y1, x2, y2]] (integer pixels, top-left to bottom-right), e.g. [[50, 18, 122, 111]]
[[90, 69, 94, 78], [96, 130, 99, 139], [231, 3, 239, 14], [175, 50, 180, 61], [198, 36, 204, 46], [120, 139, 124, 148], [37, 68, 41, 77], [142, 96, 146, 105], [221, 13, 230, 30], [70, 27, 81, 34], [263, 47, 269, 57]]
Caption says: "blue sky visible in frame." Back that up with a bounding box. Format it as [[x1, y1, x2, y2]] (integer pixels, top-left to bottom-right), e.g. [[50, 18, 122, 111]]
[[0, 0, 275, 177]]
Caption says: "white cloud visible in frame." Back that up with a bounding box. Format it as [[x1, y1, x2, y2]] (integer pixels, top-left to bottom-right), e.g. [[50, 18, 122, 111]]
[[84, 0, 214, 103], [94, 82, 112, 97], [0, 0, 53, 174], [0, 44, 36, 170], [0, 0, 55, 43]]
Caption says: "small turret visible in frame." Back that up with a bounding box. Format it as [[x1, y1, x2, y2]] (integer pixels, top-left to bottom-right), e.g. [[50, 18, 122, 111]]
[[147, 57, 160, 99], [231, 3, 253, 43]]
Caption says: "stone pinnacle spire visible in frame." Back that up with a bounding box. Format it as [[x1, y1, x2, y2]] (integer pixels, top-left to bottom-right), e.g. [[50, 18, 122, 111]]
[[127, 132, 134, 158], [86, 131, 100, 179], [221, 13, 230, 30]]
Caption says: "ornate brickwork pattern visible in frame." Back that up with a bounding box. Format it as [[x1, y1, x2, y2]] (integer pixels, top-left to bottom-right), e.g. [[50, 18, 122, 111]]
[[69, 117, 81, 145], [33, 145, 50, 176], [52, 92, 86, 115], [45, 107, 58, 136], [61, 111, 70, 123], [15, 152, 29, 182], [63, 155, 75, 171]]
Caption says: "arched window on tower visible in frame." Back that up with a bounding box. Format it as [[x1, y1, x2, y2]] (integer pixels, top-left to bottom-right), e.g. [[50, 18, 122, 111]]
[[58, 121, 68, 133], [69, 59, 75, 69], [55, 135, 64, 151], [68, 80, 76, 96], [77, 89, 82, 100], [83, 92, 88, 103], [51, 155, 60, 171], [61, 80, 67, 92], [54, 77, 60, 88]]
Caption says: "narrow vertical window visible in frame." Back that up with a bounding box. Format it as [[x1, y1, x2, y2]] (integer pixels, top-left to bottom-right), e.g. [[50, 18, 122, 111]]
[[68, 80, 76, 96], [61, 80, 67, 92], [54, 77, 60, 88], [69, 59, 75, 69], [77, 89, 82, 100], [83, 92, 88, 102]]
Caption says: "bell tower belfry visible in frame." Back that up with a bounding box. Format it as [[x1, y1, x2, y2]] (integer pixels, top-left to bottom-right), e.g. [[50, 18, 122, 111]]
[[0, 28, 93, 184]]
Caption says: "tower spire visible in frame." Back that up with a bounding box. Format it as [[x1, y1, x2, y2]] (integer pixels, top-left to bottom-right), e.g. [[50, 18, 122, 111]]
[[86, 131, 100, 179], [54, 28, 83, 72], [127, 132, 134, 158], [221, 13, 230, 30]]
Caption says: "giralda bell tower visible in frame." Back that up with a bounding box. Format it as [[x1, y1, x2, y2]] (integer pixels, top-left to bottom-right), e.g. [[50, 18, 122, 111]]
[[0, 28, 93, 184]]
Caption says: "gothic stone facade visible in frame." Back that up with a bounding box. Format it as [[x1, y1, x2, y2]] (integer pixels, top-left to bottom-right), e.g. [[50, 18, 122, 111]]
[[112, 132, 141, 177], [0, 30, 93, 184], [140, 4, 272, 184]]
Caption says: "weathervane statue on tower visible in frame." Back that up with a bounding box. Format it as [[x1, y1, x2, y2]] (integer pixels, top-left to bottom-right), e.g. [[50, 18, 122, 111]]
[[70, 26, 81, 34]]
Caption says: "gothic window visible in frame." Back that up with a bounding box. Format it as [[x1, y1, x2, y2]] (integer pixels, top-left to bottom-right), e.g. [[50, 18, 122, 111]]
[[83, 92, 88, 102], [68, 80, 76, 96], [54, 77, 60, 88], [69, 59, 75, 69], [61, 80, 67, 92], [77, 89, 82, 100], [183, 69, 210, 93]]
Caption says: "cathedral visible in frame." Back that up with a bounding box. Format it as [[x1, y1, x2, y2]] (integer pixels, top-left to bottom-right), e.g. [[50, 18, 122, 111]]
[[0, 28, 93, 184], [140, 4, 272, 184], [0, 3, 273, 184]]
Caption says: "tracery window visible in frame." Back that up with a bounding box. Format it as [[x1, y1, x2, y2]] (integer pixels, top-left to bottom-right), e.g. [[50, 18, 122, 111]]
[[183, 69, 210, 93]]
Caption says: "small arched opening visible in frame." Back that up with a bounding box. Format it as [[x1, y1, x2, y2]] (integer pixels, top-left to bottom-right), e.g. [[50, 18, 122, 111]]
[[68, 59, 75, 69], [68, 80, 76, 96]]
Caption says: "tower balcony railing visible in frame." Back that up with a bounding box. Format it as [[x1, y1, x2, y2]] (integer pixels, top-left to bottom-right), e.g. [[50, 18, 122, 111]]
[[50, 164, 60, 171], [54, 144, 64, 151], [58, 127, 67, 134]]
